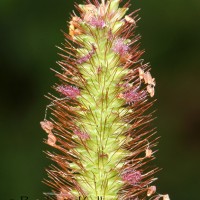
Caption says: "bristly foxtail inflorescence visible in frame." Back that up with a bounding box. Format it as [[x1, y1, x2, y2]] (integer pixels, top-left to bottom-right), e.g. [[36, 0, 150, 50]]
[[40, 0, 170, 199]]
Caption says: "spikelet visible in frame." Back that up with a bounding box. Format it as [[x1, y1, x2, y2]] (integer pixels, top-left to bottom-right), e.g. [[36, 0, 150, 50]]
[[40, 0, 169, 199]]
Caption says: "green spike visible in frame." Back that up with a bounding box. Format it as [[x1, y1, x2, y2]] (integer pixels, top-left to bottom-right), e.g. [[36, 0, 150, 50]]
[[40, 1, 169, 200]]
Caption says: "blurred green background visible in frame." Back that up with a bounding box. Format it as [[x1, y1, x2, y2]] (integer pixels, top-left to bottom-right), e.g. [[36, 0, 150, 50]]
[[0, 0, 200, 199]]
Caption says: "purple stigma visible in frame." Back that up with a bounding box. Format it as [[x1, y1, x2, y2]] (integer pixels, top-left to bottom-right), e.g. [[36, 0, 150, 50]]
[[112, 38, 129, 55], [77, 45, 96, 64], [89, 17, 106, 28], [77, 53, 92, 64], [121, 169, 142, 185], [122, 89, 146, 104], [57, 85, 80, 99]]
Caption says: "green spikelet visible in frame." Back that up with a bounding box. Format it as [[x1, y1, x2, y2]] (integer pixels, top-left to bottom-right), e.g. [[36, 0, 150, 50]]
[[40, 0, 169, 199]]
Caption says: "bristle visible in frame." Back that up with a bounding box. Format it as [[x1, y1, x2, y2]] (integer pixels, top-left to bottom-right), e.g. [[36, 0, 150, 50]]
[[41, 0, 169, 199]]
